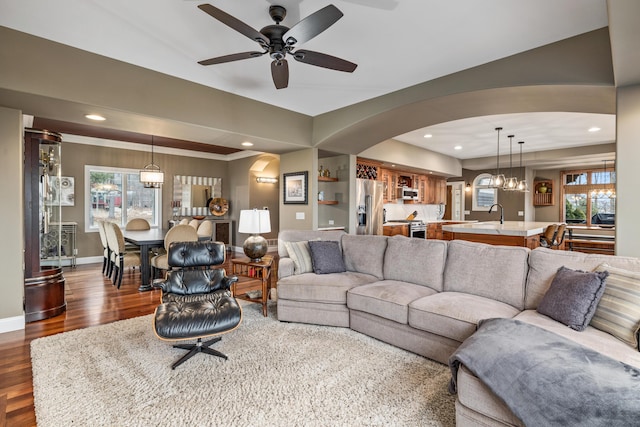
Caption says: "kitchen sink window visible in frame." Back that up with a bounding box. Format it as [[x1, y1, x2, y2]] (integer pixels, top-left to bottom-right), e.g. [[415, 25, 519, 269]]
[[472, 173, 498, 211], [562, 168, 615, 227]]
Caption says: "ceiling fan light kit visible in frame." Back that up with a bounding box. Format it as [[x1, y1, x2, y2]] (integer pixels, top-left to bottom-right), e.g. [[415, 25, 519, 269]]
[[197, 3, 358, 89]]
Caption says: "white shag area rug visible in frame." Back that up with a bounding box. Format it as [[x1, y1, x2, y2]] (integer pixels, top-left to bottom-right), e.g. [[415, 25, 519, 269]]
[[31, 303, 455, 426]]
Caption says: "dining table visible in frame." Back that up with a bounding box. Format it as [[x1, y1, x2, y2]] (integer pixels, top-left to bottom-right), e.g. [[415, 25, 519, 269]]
[[122, 228, 168, 292]]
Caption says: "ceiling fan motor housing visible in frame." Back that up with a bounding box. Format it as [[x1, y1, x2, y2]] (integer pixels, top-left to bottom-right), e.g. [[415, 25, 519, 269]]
[[261, 25, 290, 60]]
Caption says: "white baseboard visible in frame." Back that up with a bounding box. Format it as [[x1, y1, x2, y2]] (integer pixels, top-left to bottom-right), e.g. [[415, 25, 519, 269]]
[[0, 314, 25, 333]]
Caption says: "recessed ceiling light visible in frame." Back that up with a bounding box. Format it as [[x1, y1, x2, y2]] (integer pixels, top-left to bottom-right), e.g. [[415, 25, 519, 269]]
[[85, 114, 106, 121], [423, 134, 433, 138], [454, 145, 462, 150], [588, 127, 601, 132], [241, 141, 254, 147]]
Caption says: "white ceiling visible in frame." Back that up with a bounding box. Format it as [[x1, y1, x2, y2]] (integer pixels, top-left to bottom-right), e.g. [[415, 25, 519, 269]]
[[0, 0, 614, 161]]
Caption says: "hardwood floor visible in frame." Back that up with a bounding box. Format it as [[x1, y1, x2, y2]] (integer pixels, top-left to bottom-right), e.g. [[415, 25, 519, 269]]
[[0, 252, 271, 427]]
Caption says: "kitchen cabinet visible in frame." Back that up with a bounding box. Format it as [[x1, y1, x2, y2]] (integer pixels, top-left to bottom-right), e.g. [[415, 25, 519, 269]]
[[379, 168, 397, 203], [383, 223, 409, 237], [427, 222, 443, 239]]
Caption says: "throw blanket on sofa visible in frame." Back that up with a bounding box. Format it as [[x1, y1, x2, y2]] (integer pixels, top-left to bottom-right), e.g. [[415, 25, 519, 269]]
[[449, 318, 640, 426]]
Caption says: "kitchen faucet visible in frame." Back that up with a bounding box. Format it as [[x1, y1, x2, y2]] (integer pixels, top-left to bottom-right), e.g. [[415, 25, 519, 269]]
[[489, 203, 504, 224]]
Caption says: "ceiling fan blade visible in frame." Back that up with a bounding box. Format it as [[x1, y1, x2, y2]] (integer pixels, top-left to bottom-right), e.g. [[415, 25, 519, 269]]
[[293, 50, 357, 72], [198, 51, 265, 66], [282, 4, 343, 46], [198, 4, 270, 46], [271, 59, 289, 89]]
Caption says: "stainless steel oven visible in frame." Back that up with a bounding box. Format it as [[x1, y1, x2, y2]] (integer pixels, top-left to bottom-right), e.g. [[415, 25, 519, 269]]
[[409, 221, 426, 238]]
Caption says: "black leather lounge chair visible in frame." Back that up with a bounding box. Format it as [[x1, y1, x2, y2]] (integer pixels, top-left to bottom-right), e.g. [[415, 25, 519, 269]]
[[152, 240, 241, 369]]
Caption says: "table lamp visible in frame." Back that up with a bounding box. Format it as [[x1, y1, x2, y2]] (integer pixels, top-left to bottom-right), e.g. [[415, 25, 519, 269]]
[[238, 208, 271, 262]]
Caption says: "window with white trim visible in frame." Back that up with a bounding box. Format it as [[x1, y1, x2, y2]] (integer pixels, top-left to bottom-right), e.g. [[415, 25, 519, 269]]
[[85, 165, 162, 232], [472, 173, 497, 211]]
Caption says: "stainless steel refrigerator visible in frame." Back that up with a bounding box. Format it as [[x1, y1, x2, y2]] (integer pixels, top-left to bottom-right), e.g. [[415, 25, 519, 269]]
[[355, 178, 384, 235]]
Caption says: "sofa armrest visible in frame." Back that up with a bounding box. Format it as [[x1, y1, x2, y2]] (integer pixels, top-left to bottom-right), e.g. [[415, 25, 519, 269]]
[[278, 257, 295, 279]]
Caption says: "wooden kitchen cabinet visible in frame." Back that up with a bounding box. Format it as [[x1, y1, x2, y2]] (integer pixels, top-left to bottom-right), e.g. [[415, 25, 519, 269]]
[[383, 224, 409, 237], [427, 222, 443, 239], [379, 168, 397, 203]]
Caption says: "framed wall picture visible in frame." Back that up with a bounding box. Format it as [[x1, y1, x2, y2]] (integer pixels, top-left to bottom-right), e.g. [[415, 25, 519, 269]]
[[283, 171, 308, 204]]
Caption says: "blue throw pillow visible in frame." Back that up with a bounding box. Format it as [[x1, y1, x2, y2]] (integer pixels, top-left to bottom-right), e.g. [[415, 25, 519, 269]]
[[308, 240, 346, 274]]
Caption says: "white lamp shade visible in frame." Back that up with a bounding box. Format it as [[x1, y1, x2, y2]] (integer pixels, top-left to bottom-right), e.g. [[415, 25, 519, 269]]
[[140, 169, 164, 184], [238, 209, 271, 234]]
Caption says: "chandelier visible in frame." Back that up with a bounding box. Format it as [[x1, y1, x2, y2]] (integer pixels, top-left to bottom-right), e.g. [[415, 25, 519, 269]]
[[503, 134, 518, 191], [489, 127, 505, 188], [516, 140, 530, 192], [140, 135, 164, 189]]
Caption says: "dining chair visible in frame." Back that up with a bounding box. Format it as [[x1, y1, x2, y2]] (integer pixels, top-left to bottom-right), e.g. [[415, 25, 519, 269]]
[[96, 220, 111, 276], [125, 218, 151, 230], [150, 224, 198, 280], [188, 219, 200, 230], [196, 220, 214, 240], [105, 221, 142, 288]]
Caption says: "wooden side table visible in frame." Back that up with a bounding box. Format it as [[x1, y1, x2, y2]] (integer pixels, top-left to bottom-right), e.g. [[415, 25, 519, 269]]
[[230, 256, 273, 317]]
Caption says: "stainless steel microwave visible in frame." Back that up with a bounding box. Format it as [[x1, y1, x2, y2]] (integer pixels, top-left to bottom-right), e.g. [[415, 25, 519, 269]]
[[397, 187, 419, 200]]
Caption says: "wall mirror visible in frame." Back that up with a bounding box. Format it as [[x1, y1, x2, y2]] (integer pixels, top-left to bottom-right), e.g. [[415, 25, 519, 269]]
[[173, 175, 222, 216]]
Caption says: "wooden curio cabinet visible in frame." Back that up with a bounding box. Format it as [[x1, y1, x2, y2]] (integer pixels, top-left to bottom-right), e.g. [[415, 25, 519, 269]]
[[24, 128, 67, 322]]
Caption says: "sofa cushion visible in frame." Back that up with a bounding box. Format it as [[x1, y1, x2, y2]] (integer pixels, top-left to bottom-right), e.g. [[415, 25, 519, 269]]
[[383, 236, 447, 292], [515, 310, 640, 369], [526, 248, 640, 310], [308, 240, 346, 274], [341, 234, 388, 280], [347, 280, 438, 324], [409, 292, 520, 342], [591, 263, 640, 349], [443, 240, 529, 310], [277, 271, 378, 304], [283, 241, 313, 274], [278, 229, 345, 258], [537, 266, 608, 331]]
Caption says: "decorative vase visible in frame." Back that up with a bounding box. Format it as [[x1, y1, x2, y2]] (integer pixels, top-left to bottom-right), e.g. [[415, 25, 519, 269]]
[[538, 184, 548, 194]]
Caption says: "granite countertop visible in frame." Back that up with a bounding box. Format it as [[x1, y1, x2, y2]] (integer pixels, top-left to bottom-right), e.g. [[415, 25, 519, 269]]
[[441, 221, 553, 237]]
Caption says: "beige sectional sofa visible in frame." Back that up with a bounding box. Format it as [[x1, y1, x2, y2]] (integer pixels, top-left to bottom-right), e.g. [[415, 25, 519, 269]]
[[276, 229, 640, 426]]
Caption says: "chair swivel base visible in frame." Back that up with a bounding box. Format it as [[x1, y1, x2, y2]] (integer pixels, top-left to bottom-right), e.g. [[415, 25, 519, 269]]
[[171, 336, 227, 369]]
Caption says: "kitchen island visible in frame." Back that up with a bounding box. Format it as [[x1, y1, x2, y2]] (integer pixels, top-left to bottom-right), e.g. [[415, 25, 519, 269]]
[[442, 221, 554, 249]]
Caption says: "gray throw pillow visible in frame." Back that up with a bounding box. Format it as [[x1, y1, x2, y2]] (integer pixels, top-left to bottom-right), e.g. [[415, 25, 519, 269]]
[[308, 240, 346, 274], [537, 266, 609, 331]]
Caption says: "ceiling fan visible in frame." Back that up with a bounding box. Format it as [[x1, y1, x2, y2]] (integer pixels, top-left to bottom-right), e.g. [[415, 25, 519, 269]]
[[197, 3, 358, 89]]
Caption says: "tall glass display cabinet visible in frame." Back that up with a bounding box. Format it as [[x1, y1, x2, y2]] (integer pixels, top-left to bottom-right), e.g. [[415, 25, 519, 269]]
[[24, 128, 67, 322]]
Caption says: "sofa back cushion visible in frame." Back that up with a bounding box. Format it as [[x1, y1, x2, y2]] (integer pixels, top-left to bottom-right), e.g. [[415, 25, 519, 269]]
[[278, 229, 345, 258], [341, 234, 388, 280], [444, 240, 530, 310], [526, 248, 640, 310], [383, 236, 447, 292]]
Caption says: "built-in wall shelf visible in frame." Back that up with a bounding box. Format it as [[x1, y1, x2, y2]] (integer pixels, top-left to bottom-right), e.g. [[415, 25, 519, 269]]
[[533, 180, 554, 206], [318, 200, 339, 205], [318, 176, 338, 182]]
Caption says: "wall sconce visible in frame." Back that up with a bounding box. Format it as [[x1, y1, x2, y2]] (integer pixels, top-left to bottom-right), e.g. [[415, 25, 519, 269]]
[[465, 183, 471, 192], [256, 177, 278, 184]]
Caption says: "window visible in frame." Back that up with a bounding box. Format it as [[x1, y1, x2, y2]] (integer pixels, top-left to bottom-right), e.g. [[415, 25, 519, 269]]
[[562, 168, 615, 227], [85, 165, 162, 232], [472, 173, 498, 211]]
